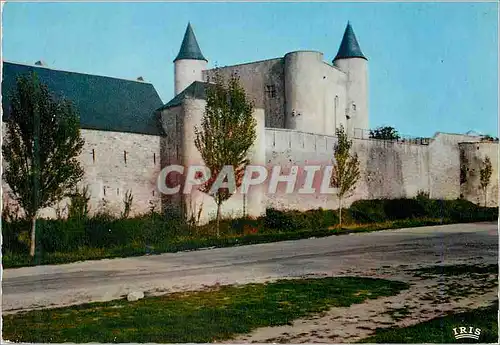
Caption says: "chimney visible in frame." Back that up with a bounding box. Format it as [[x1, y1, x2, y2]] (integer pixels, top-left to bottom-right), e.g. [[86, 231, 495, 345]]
[[35, 60, 46, 66], [137, 76, 144, 81]]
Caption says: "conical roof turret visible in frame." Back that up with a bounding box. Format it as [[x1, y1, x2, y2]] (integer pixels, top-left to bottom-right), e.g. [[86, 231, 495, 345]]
[[174, 23, 207, 62], [333, 22, 367, 62]]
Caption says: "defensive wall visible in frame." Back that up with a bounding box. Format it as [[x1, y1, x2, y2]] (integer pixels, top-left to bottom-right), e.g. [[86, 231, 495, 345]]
[[264, 128, 497, 211], [459, 141, 499, 207], [2, 121, 497, 222], [2, 125, 163, 218]]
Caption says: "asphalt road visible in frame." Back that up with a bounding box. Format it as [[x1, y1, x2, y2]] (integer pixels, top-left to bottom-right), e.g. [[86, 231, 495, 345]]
[[2, 222, 498, 313]]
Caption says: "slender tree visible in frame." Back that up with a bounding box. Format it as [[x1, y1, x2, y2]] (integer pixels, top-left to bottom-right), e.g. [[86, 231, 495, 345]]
[[194, 70, 256, 236], [479, 156, 492, 207], [331, 125, 361, 228], [369, 126, 400, 140], [2, 73, 85, 257]]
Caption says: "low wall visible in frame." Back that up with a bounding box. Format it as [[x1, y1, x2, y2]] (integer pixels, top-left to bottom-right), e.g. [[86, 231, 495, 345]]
[[264, 128, 431, 211]]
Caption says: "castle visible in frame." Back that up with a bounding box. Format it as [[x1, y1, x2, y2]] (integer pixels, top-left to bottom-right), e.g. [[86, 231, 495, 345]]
[[2, 23, 498, 223]]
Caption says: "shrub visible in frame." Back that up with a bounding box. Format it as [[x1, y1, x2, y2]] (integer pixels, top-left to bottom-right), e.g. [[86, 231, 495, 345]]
[[121, 190, 134, 219], [84, 213, 117, 248], [263, 208, 341, 232], [441, 199, 497, 222], [68, 186, 91, 220], [2, 198, 497, 261], [36, 218, 86, 252], [349, 200, 387, 223], [304, 209, 339, 229], [383, 198, 426, 220], [264, 209, 304, 231], [1, 219, 30, 253]]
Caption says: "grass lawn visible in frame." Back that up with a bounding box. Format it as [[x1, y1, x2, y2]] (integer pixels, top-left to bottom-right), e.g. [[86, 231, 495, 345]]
[[408, 263, 498, 303], [409, 263, 498, 278], [2, 277, 409, 343], [359, 302, 498, 343], [3, 218, 449, 269]]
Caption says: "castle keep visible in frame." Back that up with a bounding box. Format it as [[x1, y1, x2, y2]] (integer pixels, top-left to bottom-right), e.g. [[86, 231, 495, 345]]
[[2, 23, 498, 222]]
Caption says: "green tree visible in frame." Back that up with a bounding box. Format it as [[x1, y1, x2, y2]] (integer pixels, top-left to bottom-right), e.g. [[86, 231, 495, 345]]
[[331, 125, 361, 228], [2, 73, 85, 257], [68, 185, 91, 220], [480, 135, 499, 142], [479, 156, 492, 207], [194, 70, 257, 236], [369, 126, 400, 140]]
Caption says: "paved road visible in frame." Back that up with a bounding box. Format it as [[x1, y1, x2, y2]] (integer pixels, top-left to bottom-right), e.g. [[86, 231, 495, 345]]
[[2, 222, 497, 313]]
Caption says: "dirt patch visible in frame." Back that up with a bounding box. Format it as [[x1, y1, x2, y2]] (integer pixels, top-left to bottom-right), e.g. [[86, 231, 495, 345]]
[[227, 259, 498, 343]]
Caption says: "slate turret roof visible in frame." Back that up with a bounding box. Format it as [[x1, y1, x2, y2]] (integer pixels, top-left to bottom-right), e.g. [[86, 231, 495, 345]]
[[158, 81, 213, 110], [333, 22, 367, 61], [174, 23, 207, 62], [2, 61, 164, 135]]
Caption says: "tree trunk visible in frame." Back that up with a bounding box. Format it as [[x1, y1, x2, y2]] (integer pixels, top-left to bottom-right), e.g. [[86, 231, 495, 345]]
[[339, 197, 342, 229], [485, 189, 488, 207], [216, 202, 221, 238], [30, 214, 37, 257], [243, 194, 246, 218]]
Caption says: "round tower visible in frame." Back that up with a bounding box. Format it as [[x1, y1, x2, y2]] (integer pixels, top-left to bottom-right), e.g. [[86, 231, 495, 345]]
[[284, 51, 326, 134], [174, 23, 208, 96], [333, 22, 369, 137]]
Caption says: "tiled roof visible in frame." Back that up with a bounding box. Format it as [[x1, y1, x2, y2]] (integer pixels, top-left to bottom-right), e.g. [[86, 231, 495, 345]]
[[2, 61, 164, 135], [158, 81, 213, 110]]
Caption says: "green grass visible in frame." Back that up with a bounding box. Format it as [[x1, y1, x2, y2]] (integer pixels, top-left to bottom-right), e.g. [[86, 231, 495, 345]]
[[2, 277, 409, 343], [382, 306, 414, 321], [3, 197, 497, 269], [359, 302, 498, 343], [2, 218, 450, 269], [409, 263, 498, 278], [407, 263, 498, 303]]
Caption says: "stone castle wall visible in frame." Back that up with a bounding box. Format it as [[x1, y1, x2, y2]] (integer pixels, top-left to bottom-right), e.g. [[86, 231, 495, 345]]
[[2, 125, 162, 219], [264, 129, 495, 211], [2, 121, 496, 222], [203, 58, 286, 129], [459, 142, 499, 207], [202, 53, 353, 137], [158, 99, 267, 224], [264, 128, 430, 210]]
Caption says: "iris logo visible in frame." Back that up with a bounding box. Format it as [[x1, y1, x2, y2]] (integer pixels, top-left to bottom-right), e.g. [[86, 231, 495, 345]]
[[452, 326, 481, 340]]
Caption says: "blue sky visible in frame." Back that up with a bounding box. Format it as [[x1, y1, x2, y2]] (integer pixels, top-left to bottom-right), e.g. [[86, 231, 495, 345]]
[[2, 2, 498, 138]]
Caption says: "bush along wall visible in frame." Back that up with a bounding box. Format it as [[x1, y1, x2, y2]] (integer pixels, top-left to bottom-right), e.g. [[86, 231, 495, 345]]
[[2, 198, 497, 265]]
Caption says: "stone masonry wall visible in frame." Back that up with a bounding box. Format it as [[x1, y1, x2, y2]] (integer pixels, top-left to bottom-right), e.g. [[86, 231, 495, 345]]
[[177, 98, 266, 225], [3, 121, 494, 223], [2, 125, 162, 218], [203, 58, 286, 129], [428, 133, 482, 200], [264, 128, 430, 211], [459, 142, 499, 207]]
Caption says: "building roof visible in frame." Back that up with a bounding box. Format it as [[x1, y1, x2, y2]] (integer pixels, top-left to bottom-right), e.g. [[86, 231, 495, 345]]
[[174, 23, 207, 62], [333, 22, 367, 61], [2, 61, 164, 135], [158, 81, 212, 110]]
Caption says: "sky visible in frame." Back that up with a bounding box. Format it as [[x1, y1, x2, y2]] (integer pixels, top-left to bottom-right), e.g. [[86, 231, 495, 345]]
[[2, 2, 498, 138]]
